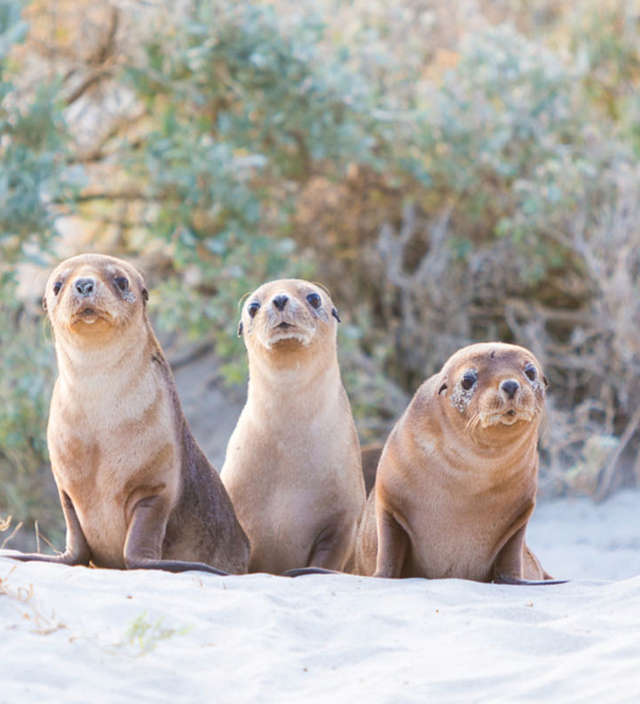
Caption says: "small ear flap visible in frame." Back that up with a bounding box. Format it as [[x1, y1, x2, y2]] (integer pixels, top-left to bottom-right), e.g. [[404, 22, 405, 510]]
[[438, 383, 448, 395], [142, 288, 149, 303], [331, 307, 341, 323], [41, 296, 47, 312], [237, 320, 243, 337], [543, 375, 549, 388]]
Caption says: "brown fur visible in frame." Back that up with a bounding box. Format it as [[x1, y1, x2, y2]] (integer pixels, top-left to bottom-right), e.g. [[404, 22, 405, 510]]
[[354, 342, 554, 583], [360, 443, 383, 496], [1, 254, 249, 574], [221, 279, 365, 574]]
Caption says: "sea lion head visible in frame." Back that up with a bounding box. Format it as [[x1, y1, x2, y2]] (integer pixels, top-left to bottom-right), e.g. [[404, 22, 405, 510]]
[[436, 342, 547, 443], [238, 278, 340, 360], [44, 253, 148, 345]]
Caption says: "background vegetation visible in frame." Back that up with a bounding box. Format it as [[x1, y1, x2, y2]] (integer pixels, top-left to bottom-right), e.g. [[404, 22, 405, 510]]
[[1, 0, 639, 544]]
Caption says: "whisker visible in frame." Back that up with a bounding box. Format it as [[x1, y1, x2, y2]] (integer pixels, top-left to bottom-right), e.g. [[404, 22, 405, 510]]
[[465, 414, 482, 443]]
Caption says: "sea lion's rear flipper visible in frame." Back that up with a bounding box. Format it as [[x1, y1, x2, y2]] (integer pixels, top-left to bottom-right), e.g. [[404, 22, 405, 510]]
[[493, 574, 569, 586], [0, 490, 91, 566], [124, 494, 229, 576], [0, 550, 82, 565], [283, 567, 342, 577], [130, 558, 229, 575]]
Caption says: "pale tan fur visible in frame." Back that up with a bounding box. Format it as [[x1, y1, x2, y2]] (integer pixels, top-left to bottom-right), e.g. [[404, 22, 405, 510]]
[[221, 279, 365, 574], [2, 253, 249, 573], [354, 342, 553, 583]]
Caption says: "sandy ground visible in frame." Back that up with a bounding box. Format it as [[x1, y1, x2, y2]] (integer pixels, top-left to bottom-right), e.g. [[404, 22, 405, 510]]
[[2, 489, 639, 703]]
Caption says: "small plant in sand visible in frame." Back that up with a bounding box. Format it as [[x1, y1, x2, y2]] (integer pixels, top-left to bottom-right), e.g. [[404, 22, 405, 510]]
[[0, 569, 66, 635], [124, 613, 190, 655]]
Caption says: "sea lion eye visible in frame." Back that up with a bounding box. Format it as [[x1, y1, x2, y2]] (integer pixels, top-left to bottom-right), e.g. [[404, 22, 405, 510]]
[[53, 281, 62, 295], [524, 363, 537, 381], [248, 301, 260, 318], [461, 370, 477, 390], [306, 292, 321, 309], [115, 276, 129, 292]]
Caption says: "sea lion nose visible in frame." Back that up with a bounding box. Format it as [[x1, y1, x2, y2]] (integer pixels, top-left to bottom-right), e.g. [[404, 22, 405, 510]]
[[272, 294, 289, 311], [501, 379, 520, 399], [74, 277, 95, 297]]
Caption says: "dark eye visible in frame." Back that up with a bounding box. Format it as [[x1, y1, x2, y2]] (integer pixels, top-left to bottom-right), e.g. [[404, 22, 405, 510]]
[[248, 301, 260, 318], [461, 370, 477, 390], [115, 276, 129, 292], [53, 281, 62, 295], [306, 292, 321, 309], [524, 363, 537, 381]]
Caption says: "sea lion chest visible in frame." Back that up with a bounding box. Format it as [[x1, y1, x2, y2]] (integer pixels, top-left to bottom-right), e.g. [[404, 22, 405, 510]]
[[397, 447, 536, 581], [223, 395, 361, 572], [47, 367, 180, 567]]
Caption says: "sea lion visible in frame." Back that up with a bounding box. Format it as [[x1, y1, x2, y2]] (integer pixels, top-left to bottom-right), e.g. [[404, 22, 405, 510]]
[[221, 279, 365, 574], [354, 342, 561, 584], [0, 253, 249, 574]]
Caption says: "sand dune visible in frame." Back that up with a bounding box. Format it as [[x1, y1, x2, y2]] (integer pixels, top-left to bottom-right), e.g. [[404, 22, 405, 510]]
[[2, 491, 639, 703]]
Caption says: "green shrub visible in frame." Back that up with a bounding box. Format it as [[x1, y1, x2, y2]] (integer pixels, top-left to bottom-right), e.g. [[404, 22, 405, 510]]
[[0, 0, 75, 545]]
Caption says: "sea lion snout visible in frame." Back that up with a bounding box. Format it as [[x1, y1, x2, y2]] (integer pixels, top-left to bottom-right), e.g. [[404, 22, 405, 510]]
[[74, 277, 96, 297], [272, 294, 289, 311], [500, 379, 520, 399]]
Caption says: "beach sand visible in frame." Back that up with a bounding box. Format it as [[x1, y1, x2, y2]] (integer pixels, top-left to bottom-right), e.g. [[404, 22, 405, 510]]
[[1, 490, 639, 703]]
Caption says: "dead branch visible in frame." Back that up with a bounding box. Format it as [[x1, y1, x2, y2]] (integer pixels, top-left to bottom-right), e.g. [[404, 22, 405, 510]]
[[595, 403, 640, 502]]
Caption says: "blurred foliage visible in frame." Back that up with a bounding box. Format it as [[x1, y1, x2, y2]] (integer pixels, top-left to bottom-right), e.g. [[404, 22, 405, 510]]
[[122, 2, 382, 367], [0, 0, 76, 545], [2, 0, 640, 542]]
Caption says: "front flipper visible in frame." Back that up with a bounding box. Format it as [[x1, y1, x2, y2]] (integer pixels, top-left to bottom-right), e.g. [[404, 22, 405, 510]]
[[493, 574, 569, 586], [124, 495, 228, 575], [492, 523, 568, 585], [283, 567, 342, 577], [373, 507, 409, 578], [0, 491, 91, 566]]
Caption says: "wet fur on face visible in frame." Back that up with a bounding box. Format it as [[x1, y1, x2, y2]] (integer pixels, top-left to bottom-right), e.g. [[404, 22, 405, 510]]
[[439, 343, 546, 442]]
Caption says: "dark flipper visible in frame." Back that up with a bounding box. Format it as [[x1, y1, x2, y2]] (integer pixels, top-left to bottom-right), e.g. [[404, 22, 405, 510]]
[[124, 494, 228, 575], [124, 557, 228, 575], [0, 550, 83, 565], [494, 573, 569, 586], [0, 550, 228, 575], [283, 567, 342, 577]]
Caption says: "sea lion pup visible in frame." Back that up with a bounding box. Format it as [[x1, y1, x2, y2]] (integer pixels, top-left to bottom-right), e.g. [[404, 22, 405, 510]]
[[221, 279, 365, 574], [0, 253, 249, 574], [354, 342, 563, 585]]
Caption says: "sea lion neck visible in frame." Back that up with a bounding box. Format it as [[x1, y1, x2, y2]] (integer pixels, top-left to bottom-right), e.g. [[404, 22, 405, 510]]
[[247, 352, 340, 413], [431, 395, 540, 485], [248, 337, 337, 385], [54, 320, 152, 397]]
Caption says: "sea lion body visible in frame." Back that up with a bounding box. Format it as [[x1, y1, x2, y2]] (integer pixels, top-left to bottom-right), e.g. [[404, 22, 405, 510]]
[[221, 279, 365, 574], [3, 254, 249, 574], [355, 342, 553, 583]]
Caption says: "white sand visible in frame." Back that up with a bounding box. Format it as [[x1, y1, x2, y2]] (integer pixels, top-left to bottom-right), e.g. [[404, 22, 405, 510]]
[[2, 491, 639, 703]]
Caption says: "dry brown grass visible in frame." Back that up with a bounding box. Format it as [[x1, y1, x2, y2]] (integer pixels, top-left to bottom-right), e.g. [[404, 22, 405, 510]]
[[0, 564, 67, 635]]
